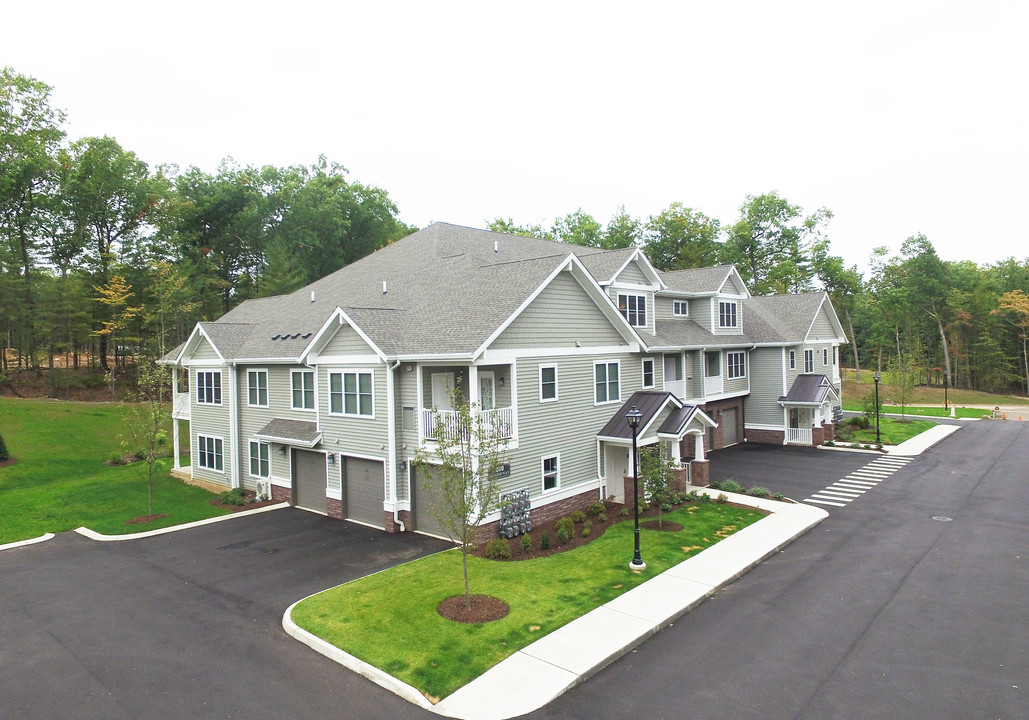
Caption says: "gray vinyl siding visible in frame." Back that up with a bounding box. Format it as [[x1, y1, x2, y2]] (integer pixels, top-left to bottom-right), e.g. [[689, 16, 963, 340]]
[[498, 351, 642, 500], [191, 337, 221, 360], [691, 298, 713, 333], [397, 364, 420, 455], [235, 365, 294, 490], [807, 306, 838, 342], [745, 348, 788, 425], [687, 351, 703, 398], [712, 298, 744, 336], [322, 323, 376, 355], [720, 274, 748, 296], [492, 271, 625, 349], [615, 259, 649, 285], [190, 368, 231, 487], [655, 296, 684, 322], [607, 287, 654, 335], [723, 350, 749, 395], [318, 363, 389, 460]]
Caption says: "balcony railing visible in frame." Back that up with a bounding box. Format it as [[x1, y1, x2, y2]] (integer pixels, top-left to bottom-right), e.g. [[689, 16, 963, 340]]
[[663, 379, 686, 399], [786, 427, 812, 445], [422, 407, 514, 442], [172, 392, 191, 420]]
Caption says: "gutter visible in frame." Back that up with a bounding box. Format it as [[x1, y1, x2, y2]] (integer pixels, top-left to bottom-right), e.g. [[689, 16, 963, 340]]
[[386, 359, 406, 532]]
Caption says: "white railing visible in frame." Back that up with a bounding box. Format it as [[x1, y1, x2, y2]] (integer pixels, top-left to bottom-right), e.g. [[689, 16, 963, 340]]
[[704, 375, 723, 396], [172, 392, 191, 420], [663, 379, 686, 399], [787, 427, 812, 445], [422, 407, 514, 442]]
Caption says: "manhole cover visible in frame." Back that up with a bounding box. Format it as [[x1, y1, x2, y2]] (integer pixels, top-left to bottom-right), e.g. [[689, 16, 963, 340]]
[[931, 515, 953, 522]]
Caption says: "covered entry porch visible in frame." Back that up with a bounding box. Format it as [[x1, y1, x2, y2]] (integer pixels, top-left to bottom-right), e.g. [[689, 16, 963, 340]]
[[778, 374, 841, 446]]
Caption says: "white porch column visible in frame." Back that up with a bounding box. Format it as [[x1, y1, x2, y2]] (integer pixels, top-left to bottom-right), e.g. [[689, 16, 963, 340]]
[[694, 431, 706, 461], [171, 370, 181, 470], [670, 440, 681, 463]]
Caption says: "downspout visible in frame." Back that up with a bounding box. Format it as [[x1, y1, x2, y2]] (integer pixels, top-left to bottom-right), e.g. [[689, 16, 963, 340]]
[[229, 362, 240, 489], [387, 359, 405, 532]]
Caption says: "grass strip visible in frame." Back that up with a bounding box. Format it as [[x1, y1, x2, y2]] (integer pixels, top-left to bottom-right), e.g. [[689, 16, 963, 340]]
[[292, 501, 763, 701]]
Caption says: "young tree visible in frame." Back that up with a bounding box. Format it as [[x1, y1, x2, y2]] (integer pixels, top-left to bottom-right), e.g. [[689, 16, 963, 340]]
[[890, 354, 918, 419], [120, 361, 170, 519], [414, 397, 509, 609], [0, 426, 9, 461], [639, 445, 678, 528]]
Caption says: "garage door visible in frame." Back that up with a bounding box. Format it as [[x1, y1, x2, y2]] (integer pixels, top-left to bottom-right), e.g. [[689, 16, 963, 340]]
[[410, 464, 447, 539], [722, 407, 739, 447], [294, 450, 327, 514], [344, 457, 384, 528]]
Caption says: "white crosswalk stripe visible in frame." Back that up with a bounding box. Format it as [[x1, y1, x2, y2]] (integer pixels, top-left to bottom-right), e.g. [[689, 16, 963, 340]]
[[803, 455, 912, 507]]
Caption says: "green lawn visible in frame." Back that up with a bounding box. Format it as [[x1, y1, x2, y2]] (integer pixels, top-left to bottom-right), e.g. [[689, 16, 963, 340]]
[[841, 416, 937, 446], [840, 401, 987, 419], [0, 398, 229, 544], [292, 501, 764, 701]]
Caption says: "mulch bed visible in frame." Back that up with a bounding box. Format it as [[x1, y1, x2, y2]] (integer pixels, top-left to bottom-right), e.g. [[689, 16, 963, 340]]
[[209, 489, 282, 512], [437, 595, 511, 623], [640, 519, 684, 531], [126, 513, 169, 525], [0, 457, 16, 469]]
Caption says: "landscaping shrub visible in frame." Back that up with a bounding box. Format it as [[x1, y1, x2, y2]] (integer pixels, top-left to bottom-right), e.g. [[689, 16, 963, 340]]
[[619, 507, 629, 517], [485, 537, 512, 560], [587, 502, 606, 517], [715, 492, 729, 504], [556, 516, 574, 544], [540, 531, 551, 550], [660, 502, 672, 512], [218, 487, 248, 506], [707, 480, 722, 490], [0, 428, 9, 461], [520, 533, 531, 552], [773, 492, 785, 501], [570, 510, 586, 524], [582, 520, 592, 537], [748, 486, 770, 498], [719, 479, 743, 494]]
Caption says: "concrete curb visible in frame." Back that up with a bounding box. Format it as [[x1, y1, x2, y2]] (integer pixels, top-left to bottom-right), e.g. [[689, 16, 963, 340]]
[[0, 532, 56, 552], [286, 490, 827, 720], [887, 424, 961, 456], [73, 502, 291, 542]]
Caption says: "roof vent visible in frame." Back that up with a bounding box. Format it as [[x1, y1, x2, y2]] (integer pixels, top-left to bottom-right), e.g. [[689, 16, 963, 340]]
[[311, 291, 316, 303], [494, 240, 499, 253], [382, 280, 388, 295], [271, 334, 280, 340]]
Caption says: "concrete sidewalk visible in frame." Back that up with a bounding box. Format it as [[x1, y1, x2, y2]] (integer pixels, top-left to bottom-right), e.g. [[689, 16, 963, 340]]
[[284, 491, 829, 720], [888, 424, 960, 456]]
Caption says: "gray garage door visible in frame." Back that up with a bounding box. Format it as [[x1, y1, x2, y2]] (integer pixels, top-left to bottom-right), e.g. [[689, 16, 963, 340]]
[[294, 450, 327, 514], [344, 457, 384, 528], [410, 464, 447, 539], [722, 407, 739, 447]]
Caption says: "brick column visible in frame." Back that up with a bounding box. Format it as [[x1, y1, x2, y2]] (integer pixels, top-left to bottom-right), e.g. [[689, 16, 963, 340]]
[[690, 459, 710, 487]]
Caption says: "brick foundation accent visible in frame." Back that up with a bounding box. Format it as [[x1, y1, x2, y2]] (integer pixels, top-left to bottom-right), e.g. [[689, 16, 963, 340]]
[[745, 428, 786, 445], [811, 425, 824, 446], [690, 459, 710, 487], [822, 421, 835, 442], [383, 509, 412, 534], [671, 468, 688, 493], [326, 497, 343, 520], [271, 484, 292, 504], [702, 397, 745, 450], [473, 486, 598, 544], [623, 474, 640, 509]]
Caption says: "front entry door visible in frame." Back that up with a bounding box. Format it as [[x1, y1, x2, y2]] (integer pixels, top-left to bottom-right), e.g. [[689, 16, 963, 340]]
[[431, 372, 455, 410], [479, 372, 495, 411]]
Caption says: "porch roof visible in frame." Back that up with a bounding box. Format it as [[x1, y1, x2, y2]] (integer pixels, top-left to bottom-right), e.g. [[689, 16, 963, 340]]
[[253, 418, 322, 447], [596, 391, 681, 442], [778, 374, 840, 407]]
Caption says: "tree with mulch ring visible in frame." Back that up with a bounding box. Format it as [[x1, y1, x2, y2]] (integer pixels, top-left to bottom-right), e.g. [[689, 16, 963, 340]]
[[438, 595, 510, 623], [0, 426, 10, 462]]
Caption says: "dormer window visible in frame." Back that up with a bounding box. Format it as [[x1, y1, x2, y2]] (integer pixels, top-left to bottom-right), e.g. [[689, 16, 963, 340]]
[[718, 301, 738, 328], [673, 300, 689, 316], [618, 294, 647, 327]]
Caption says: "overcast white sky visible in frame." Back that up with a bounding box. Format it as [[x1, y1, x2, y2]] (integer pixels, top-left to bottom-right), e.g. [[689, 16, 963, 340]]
[[6, 1, 1028, 273]]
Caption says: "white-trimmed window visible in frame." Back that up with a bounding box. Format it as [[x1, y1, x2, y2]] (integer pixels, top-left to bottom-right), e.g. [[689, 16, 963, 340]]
[[539, 365, 558, 402], [618, 294, 647, 327], [196, 371, 222, 405], [673, 300, 689, 316], [727, 351, 746, 379], [789, 350, 796, 370], [804, 349, 814, 373], [291, 370, 315, 410], [249, 441, 269, 478], [833, 346, 838, 366], [542, 455, 559, 492], [247, 370, 268, 407], [197, 435, 223, 472], [642, 358, 655, 389], [823, 348, 829, 366], [718, 301, 738, 328], [594, 361, 620, 404], [329, 371, 373, 416]]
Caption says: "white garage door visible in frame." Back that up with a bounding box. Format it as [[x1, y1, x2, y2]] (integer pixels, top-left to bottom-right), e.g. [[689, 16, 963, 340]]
[[294, 450, 327, 514]]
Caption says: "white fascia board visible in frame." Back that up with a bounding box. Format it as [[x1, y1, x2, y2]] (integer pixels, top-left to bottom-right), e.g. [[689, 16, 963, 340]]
[[473, 254, 643, 361], [394, 353, 476, 362], [177, 324, 227, 364], [300, 307, 387, 365], [480, 345, 637, 363], [609, 248, 667, 290], [719, 266, 752, 299]]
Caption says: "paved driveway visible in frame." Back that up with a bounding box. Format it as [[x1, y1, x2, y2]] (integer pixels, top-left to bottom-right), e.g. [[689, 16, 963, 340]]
[[0, 508, 450, 720]]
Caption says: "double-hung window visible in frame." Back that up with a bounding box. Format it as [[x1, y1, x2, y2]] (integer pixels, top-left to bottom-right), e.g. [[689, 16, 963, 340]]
[[247, 370, 268, 407], [618, 294, 647, 327], [595, 361, 620, 404], [727, 351, 746, 379], [330, 371, 373, 416], [197, 435, 223, 471], [642, 358, 655, 388], [540, 365, 557, 402], [249, 441, 269, 477], [291, 370, 315, 410], [789, 350, 796, 370], [823, 348, 829, 366], [196, 371, 222, 405], [718, 301, 738, 328], [804, 349, 814, 373], [673, 300, 689, 316], [542, 455, 559, 492]]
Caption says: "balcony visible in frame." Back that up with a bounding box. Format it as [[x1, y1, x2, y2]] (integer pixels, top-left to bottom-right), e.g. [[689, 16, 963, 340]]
[[172, 392, 190, 420], [663, 378, 686, 399], [422, 407, 514, 442], [786, 427, 812, 445]]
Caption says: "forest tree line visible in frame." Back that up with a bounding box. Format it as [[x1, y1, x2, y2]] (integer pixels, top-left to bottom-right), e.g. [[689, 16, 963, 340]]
[[3, 67, 1029, 396]]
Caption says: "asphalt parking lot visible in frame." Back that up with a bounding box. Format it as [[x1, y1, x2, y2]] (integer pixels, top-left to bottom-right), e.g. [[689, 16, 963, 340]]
[[0, 509, 450, 720]]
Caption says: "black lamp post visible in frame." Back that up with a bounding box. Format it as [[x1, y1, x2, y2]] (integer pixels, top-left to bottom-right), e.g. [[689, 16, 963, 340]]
[[873, 372, 881, 445], [944, 370, 949, 410], [626, 404, 646, 571]]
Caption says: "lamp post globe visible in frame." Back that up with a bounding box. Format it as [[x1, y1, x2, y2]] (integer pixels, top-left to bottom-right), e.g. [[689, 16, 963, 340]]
[[626, 404, 646, 571], [873, 372, 882, 445]]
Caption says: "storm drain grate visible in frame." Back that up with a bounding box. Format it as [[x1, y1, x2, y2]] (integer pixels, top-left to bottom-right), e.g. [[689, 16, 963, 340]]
[[931, 515, 953, 522]]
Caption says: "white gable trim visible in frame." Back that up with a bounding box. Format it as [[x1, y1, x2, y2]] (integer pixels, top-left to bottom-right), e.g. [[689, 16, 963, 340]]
[[173, 324, 227, 365], [473, 253, 643, 361], [606, 248, 667, 289], [717, 266, 751, 299], [802, 294, 848, 343], [300, 307, 387, 364]]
